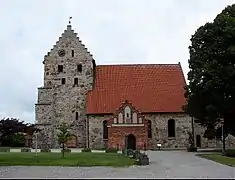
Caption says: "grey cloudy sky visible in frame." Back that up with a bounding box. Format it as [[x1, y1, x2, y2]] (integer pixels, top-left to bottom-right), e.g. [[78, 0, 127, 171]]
[[0, 0, 234, 124]]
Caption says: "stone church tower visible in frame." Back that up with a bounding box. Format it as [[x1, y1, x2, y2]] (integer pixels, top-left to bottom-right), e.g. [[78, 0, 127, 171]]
[[35, 24, 95, 148]]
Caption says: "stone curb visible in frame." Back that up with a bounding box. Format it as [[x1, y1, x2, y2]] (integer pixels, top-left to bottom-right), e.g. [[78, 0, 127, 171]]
[[1, 148, 124, 153]]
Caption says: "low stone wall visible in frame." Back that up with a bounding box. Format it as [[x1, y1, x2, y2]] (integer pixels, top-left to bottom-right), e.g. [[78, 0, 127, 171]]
[[1, 148, 123, 153], [2, 147, 232, 153]]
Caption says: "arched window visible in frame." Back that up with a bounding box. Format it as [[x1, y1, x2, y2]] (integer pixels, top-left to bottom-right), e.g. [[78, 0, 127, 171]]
[[103, 120, 108, 139], [132, 113, 137, 123], [124, 106, 131, 123], [118, 113, 123, 123], [168, 119, 175, 137], [148, 120, 152, 138]]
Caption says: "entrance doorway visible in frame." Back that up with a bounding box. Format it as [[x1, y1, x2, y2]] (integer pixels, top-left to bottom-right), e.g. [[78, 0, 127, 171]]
[[196, 135, 201, 148], [66, 135, 77, 148], [127, 134, 136, 150]]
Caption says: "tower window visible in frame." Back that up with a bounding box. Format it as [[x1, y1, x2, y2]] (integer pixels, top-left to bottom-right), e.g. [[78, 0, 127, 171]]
[[74, 78, 78, 85], [148, 120, 152, 138], [77, 64, 82, 72], [76, 112, 78, 120], [168, 119, 176, 137], [61, 78, 66, 85], [72, 50, 74, 57], [58, 65, 63, 72]]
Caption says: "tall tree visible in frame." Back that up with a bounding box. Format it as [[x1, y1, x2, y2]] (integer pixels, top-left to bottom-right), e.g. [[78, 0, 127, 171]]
[[0, 118, 26, 145], [185, 4, 235, 147], [0, 118, 40, 146], [57, 122, 72, 158]]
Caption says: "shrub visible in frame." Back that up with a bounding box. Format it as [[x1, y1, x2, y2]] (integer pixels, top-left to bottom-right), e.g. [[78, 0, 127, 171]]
[[224, 149, 235, 157], [105, 148, 118, 153], [61, 149, 71, 153], [136, 153, 149, 166], [21, 148, 31, 152], [41, 148, 51, 152], [126, 149, 134, 156], [81, 148, 91, 152], [122, 149, 135, 156], [2, 133, 25, 147], [0, 147, 10, 152], [133, 150, 141, 159]]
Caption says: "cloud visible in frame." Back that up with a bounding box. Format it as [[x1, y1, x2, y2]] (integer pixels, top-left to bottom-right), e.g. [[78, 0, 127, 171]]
[[0, 0, 234, 123]]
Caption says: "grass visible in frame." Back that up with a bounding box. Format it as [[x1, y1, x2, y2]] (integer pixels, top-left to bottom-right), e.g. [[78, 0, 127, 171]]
[[0, 152, 135, 167], [197, 153, 235, 167]]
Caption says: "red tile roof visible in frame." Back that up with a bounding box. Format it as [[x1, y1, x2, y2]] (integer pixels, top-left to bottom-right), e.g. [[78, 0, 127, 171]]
[[86, 63, 186, 114]]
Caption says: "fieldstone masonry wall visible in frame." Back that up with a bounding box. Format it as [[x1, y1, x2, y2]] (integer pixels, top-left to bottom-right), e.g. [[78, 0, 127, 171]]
[[88, 115, 112, 149], [88, 113, 191, 149], [37, 87, 53, 103], [88, 113, 235, 149], [194, 123, 235, 149], [35, 25, 94, 148], [146, 114, 191, 149], [88, 113, 192, 149], [32, 124, 53, 148]]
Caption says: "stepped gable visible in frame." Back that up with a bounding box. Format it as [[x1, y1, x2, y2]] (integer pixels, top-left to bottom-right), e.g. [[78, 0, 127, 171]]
[[43, 25, 94, 64]]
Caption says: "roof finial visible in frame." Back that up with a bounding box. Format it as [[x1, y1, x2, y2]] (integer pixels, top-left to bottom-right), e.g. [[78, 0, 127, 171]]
[[68, 17, 72, 25]]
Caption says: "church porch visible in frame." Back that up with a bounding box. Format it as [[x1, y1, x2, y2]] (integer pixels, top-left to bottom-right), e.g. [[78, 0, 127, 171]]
[[107, 123, 149, 150]]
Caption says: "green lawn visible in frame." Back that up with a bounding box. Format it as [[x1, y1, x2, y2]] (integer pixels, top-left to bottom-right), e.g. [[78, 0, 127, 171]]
[[197, 153, 235, 167], [0, 152, 136, 167]]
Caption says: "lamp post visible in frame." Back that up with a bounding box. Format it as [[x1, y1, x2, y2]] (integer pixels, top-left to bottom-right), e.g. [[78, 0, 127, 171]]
[[191, 116, 195, 147], [35, 131, 38, 156], [221, 119, 225, 153], [125, 135, 128, 156]]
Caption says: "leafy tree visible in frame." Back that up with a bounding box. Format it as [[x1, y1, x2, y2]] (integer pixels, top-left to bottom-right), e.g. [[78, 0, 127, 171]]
[[185, 4, 235, 147], [2, 133, 26, 147], [0, 118, 39, 147], [24, 124, 40, 136], [0, 118, 26, 145], [57, 122, 73, 158]]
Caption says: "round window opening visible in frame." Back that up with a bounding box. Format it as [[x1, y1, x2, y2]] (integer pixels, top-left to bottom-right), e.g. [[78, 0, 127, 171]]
[[58, 49, 66, 57]]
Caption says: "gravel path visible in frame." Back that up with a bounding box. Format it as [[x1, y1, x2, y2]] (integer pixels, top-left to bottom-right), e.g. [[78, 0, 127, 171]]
[[0, 151, 234, 179]]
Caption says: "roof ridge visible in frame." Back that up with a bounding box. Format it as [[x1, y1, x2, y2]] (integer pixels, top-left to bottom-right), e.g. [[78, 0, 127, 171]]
[[96, 63, 181, 67]]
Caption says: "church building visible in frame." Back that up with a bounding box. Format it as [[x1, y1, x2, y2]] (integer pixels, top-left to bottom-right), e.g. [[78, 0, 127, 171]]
[[35, 24, 229, 150]]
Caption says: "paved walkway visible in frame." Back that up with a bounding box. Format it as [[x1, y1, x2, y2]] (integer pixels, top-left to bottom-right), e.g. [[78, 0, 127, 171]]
[[0, 151, 234, 179]]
